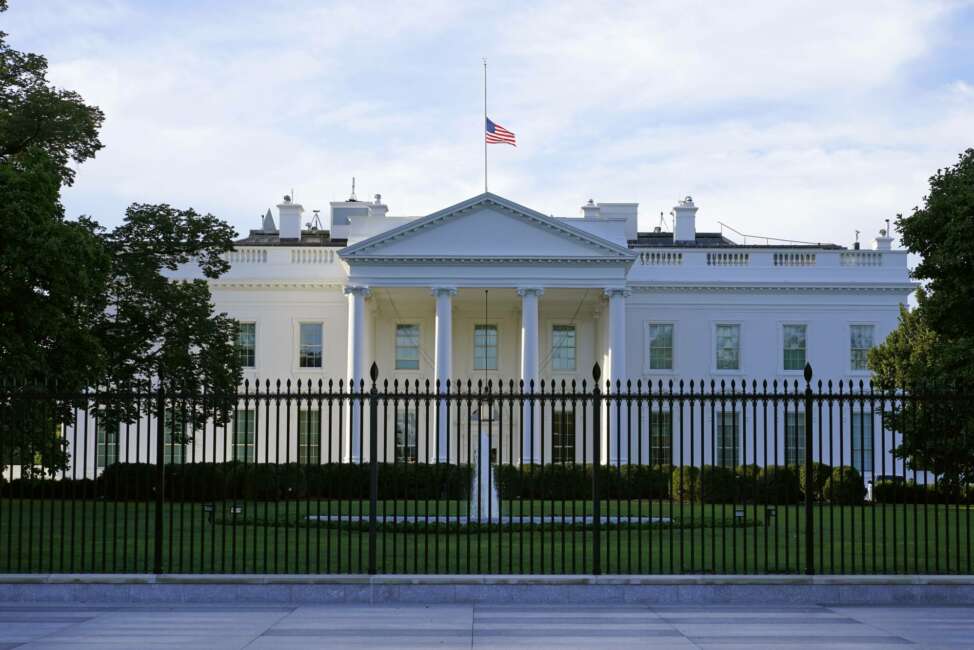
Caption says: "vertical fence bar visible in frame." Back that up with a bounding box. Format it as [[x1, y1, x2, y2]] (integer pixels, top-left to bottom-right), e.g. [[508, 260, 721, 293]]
[[591, 363, 602, 576], [368, 363, 379, 575], [153, 383, 166, 574], [803, 363, 815, 576]]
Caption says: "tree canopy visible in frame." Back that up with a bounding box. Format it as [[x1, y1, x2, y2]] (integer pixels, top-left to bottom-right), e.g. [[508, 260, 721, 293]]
[[869, 148, 974, 486]]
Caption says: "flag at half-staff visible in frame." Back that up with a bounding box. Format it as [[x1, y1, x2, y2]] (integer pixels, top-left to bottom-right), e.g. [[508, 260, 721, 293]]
[[485, 117, 516, 146]]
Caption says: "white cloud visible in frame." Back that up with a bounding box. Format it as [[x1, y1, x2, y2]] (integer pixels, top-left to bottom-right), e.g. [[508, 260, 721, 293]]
[[4, 0, 972, 251]]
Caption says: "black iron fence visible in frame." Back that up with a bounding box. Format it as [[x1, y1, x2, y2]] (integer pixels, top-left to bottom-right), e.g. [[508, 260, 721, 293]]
[[1, 363, 971, 575]]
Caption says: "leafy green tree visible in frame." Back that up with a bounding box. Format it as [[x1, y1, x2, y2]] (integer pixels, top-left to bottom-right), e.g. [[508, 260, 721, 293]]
[[97, 204, 242, 436], [1, 4, 241, 473], [0, 2, 110, 475], [869, 149, 974, 487]]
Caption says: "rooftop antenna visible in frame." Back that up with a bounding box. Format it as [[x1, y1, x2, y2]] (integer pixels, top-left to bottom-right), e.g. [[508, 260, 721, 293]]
[[349, 177, 357, 201], [308, 209, 323, 231]]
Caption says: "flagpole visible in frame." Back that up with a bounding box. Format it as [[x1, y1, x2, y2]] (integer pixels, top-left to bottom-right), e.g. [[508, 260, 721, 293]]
[[483, 57, 488, 193]]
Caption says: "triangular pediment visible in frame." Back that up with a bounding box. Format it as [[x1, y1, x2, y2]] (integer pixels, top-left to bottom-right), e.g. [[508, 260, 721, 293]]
[[339, 193, 635, 264]]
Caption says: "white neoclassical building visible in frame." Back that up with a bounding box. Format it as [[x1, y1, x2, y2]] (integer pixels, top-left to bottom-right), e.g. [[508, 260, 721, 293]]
[[34, 191, 914, 481], [198, 191, 910, 392]]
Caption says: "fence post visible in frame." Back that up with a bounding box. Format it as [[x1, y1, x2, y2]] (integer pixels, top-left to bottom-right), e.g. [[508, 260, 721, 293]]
[[368, 362, 379, 576], [803, 363, 815, 576], [591, 363, 602, 576], [153, 381, 166, 575]]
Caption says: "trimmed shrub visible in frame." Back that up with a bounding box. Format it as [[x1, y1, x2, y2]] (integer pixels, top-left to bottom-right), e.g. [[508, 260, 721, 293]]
[[758, 465, 802, 504], [671, 465, 738, 503], [823, 466, 866, 504], [735, 464, 762, 498], [872, 477, 924, 504], [799, 462, 832, 501], [80, 462, 471, 502], [492, 464, 672, 501]]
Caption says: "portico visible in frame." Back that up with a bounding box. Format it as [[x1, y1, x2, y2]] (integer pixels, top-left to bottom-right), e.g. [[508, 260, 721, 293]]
[[337, 193, 636, 463]]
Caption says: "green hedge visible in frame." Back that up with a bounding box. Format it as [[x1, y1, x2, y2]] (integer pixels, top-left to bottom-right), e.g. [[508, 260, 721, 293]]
[[670, 465, 803, 504], [800, 462, 832, 501], [823, 466, 866, 504], [1, 462, 472, 501], [493, 464, 672, 500], [872, 478, 974, 504]]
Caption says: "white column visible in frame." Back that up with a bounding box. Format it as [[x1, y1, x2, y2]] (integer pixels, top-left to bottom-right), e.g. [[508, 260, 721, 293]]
[[518, 287, 543, 464], [432, 287, 456, 462], [344, 285, 370, 462], [605, 288, 629, 464]]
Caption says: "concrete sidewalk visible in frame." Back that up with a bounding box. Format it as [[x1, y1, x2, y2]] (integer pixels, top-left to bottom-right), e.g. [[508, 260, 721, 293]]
[[1, 602, 973, 649]]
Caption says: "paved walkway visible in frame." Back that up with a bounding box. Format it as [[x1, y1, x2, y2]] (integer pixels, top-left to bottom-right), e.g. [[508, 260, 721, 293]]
[[0, 602, 972, 649]]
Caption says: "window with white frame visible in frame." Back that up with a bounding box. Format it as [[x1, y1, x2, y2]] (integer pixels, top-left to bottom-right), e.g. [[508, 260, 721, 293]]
[[552, 408, 575, 464], [716, 410, 738, 468], [783, 324, 807, 371], [233, 409, 256, 462], [648, 323, 674, 371], [474, 324, 498, 371], [715, 324, 741, 370], [298, 409, 321, 464], [551, 325, 576, 371], [95, 419, 118, 470], [163, 417, 187, 465], [236, 322, 256, 368], [784, 410, 805, 466], [395, 324, 420, 370], [298, 323, 323, 368], [395, 409, 418, 463], [850, 324, 874, 371], [851, 412, 874, 473], [649, 410, 672, 465]]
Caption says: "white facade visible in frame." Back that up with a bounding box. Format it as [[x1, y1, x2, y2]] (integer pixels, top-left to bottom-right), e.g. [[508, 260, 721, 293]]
[[188, 192, 910, 388], [39, 191, 913, 480]]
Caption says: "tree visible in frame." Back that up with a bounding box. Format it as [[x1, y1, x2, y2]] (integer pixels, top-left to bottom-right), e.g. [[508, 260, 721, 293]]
[[0, 1, 104, 186], [0, 2, 111, 475], [869, 149, 974, 487], [0, 4, 241, 473], [97, 204, 242, 436]]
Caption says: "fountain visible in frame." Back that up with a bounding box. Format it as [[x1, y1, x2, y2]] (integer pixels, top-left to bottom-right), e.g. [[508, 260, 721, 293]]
[[469, 429, 500, 522]]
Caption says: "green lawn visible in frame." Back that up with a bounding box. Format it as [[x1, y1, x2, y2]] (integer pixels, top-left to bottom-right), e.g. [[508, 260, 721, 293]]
[[1, 498, 971, 575]]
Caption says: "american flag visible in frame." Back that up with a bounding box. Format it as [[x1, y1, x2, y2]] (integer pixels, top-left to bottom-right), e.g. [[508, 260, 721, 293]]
[[485, 117, 516, 146]]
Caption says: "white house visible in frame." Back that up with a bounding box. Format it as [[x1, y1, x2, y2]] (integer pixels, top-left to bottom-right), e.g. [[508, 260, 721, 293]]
[[45, 191, 915, 481]]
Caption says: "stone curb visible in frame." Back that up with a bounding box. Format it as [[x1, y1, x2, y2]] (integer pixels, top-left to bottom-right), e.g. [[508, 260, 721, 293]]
[[3, 574, 973, 605]]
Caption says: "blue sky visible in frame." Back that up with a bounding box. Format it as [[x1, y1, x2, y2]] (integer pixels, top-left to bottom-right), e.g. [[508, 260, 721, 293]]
[[5, 0, 973, 245]]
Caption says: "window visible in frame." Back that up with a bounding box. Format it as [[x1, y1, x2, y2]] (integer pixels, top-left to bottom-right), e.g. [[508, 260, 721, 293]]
[[783, 324, 807, 371], [395, 409, 418, 463], [851, 412, 874, 474], [298, 323, 323, 368], [236, 322, 256, 368], [233, 410, 256, 462], [649, 410, 672, 465], [715, 324, 740, 370], [395, 324, 420, 370], [850, 324, 874, 371], [474, 324, 498, 371], [552, 408, 575, 463], [716, 410, 738, 468], [784, 411, 805, 466], [551, 325, 576, 371], [95, 420, 118, 470], [297, 409, 321, 464], [648, 323, 674, 370], [163, 418, 187, 465]]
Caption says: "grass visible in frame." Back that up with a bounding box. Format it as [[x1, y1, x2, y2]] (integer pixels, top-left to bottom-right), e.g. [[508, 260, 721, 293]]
[[1, 498, 972, 575]]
